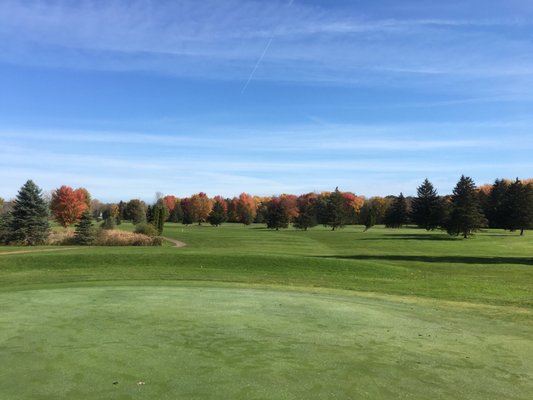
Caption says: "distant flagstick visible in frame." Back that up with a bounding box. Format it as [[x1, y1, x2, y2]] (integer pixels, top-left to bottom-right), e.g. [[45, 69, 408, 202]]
[[241, 0, 295, 94]]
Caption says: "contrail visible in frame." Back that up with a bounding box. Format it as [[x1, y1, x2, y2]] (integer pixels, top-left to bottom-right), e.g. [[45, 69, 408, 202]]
[[241, 0, 295, 94]]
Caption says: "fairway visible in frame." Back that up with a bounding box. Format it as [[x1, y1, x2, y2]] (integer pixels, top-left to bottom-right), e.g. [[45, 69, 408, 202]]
[[1, 225, 533, 399], [2, 285, 532, 400]]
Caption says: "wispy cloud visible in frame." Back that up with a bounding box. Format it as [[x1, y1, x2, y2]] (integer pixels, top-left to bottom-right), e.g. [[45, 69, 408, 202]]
[[1, 0, 533, 94]]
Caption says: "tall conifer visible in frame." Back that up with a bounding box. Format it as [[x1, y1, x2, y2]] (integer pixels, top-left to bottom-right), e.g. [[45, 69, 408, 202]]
[[411, 179, 445, 230], [446, 176, 486, 238], [7, 180, 50, 245]]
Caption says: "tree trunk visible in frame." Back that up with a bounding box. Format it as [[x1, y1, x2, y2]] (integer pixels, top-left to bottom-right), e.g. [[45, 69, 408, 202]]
[[521, 229, 524, 236]]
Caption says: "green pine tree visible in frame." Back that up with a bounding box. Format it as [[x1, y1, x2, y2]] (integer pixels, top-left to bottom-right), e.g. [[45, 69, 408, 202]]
[[7, 180, 50, 245], [411, 179, 445, 230], [74, 210, 95, 245], [363, 208, 377, 232], [208, 201, 227, 227], [486, 179, 510, 228], [502, 179, 533, 235], [446, 176, 486, 238], [325, 187, 347, 231], [384, 193, 410, 228]]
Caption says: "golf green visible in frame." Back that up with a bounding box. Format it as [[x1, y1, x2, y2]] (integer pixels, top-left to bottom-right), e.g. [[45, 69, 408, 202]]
[[1, 284, 531, 399]]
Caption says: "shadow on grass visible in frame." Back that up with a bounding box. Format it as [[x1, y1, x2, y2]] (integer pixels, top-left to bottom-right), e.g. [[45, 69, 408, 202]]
[[359, 234, 455, 241], [317, 255, 533, 266]]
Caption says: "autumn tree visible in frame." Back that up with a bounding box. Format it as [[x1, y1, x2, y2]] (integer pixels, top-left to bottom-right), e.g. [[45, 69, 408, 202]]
[[50, 186, 87, 228], [279, 194, 299, 223], [102, 204, 120, 223], [226, 198, 238, 223], [252, 197, 269, 223], [4, 180, 50, 245], [180, 198, 194, 225], [446, 176, 486, 238], [294, 193, 318, 231], [77, 188, 92, 212], [163, 195, 177, 215], [189, 192, 212, 225], [265, 197, 290, 230], [342, 192, 365, 224], [384, 193, 410, 228], [411, 179, 445, 230], [208, 196, 228, 227], [502, 179, 533, 235], [236, 193, 256, 225]]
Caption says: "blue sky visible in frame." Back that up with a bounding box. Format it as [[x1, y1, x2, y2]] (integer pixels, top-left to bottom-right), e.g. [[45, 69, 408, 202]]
[[1, 0, 533, 202]]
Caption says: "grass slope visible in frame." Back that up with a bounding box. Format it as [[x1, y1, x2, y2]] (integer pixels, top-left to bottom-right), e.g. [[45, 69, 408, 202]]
[[1, 224, 532, 399]]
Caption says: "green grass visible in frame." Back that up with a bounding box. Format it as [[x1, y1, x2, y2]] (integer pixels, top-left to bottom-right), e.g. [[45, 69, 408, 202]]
[[1, 224, 532, 399]]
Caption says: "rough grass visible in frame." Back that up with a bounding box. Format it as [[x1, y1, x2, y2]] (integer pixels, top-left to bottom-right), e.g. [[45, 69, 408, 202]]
[[0, 224, 532, 399]]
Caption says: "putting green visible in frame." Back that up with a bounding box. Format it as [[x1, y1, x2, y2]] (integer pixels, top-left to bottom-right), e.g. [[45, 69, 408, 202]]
[[1, 285, 531, 399]]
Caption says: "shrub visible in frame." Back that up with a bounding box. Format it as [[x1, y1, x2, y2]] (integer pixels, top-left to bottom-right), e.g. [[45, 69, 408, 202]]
[[47, 229, 76, 245], [135, 223, 158, 237], [95, 230, 161, 246]]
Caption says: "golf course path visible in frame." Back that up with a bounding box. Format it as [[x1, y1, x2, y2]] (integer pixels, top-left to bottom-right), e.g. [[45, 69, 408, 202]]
[[162, 237, 187, 248], [0, 247, 80, 256]]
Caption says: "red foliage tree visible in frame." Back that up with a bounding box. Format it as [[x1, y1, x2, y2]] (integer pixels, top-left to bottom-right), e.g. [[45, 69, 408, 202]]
[[279, 194, 299, 222], [342, 192, 365, 224], [50, 186, 87, 228], [163, 195, 177, 213], [212, 195, 228, 213]]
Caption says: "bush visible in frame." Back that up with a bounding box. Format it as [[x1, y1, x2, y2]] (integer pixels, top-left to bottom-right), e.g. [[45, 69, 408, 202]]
[[135, 223, 158, 237], [47, 229, 76, 245], [95, 230, 161, 246]]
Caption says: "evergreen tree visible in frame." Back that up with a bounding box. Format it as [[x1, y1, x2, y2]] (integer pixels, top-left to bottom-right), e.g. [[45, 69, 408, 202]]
[[411, 179, 445, 230], [363, 208, 376, 232], [168, 202, 183, 223], [0, 212, 12, 244], [293, 194, 318, 231], [384, 193, 410, 228], [118, 201, 126, 221], [446, 176, 486, 238], [101, 216, 116, 230], [151, 203, 167, 235], [487, 179, 510, 228], [6, 180, 50, 245], [315, 194, 329, 226], [502, 179, 533, 235], [146, 205, 154, 224], [208, 201, 227, 227], [74, 210, 95, 245], [325, 188, 347, 231], [265, 198, 289, 231]]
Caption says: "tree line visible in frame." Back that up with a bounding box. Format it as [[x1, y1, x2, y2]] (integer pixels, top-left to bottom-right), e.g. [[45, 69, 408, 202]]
[[1, 175, 532, 245]]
